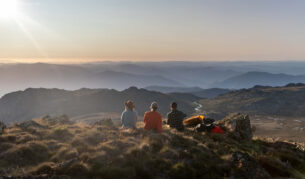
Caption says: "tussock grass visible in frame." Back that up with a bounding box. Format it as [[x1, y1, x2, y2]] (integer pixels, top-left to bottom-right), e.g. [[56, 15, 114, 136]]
[[0, 116, 304, 178]]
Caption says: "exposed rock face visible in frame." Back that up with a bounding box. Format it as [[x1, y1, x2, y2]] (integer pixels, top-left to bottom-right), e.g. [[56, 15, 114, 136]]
[[217, 113, 253, 140], [231, 151, 272, 179], [0, 121, 6, 135]]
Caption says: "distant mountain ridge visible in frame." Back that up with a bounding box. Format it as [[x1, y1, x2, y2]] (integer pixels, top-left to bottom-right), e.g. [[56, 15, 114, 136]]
[[145, 86, 231, 98], [3, 63, 305, 97], [145, 86, 204, 93], [0, 87, 196, 124], [214, 71, 305, 89], [0, 63, 181, 96]]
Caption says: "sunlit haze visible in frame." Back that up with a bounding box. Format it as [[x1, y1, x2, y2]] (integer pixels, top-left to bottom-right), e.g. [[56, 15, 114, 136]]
[[1, 0, 305, 63], [0, 0, 18, 18]]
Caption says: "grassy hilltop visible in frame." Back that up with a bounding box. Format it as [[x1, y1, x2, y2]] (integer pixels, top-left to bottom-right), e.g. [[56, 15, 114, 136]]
[[0, 115, 304, 178]]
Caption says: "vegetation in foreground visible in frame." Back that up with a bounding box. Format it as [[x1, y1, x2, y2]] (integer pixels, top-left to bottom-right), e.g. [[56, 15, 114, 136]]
[[0, 115, 304, 179]]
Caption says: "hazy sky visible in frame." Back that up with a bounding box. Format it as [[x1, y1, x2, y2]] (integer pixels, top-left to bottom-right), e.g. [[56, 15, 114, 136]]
[[0, 0, 305, 63]]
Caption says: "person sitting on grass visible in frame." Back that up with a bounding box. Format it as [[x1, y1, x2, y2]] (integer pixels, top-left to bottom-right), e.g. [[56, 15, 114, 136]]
[[143, 102, 162, 133], [121, 100, 137, 129], [167, 102, 186, 131]]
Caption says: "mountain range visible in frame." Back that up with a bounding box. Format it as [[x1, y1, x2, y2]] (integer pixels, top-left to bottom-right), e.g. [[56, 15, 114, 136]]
[[0, 63, 181, 96], [145, 86, 231, 98], [0, 87, 196, 124], [3, 62, 305, 97], [214, 71, 305, 89]]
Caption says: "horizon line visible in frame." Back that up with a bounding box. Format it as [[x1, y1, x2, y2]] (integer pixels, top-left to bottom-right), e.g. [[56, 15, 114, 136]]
[[2, 58, 305, 64]]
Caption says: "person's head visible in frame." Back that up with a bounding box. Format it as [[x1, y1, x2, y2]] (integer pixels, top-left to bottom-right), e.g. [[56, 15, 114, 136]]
[[171, 102, 177, 110], [150, 102, 158, 112], [125, 100, 135, 111]]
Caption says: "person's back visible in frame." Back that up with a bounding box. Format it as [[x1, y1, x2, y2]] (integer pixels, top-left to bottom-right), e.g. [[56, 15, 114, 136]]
[[144, 102, 162, 133], [167, 102, 186, 131], [121, 100, 137, 128]]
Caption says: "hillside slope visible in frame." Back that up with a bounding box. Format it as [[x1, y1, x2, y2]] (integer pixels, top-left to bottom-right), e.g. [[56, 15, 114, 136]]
[[199, 84, 305, 118], [0, 87, 196, 124], [0, 115, 304, 178]]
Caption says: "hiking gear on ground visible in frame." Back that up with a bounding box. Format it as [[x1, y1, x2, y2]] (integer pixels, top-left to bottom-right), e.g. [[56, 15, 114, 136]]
[[167, 109, 186, 131], [195, 123, 224, 134], [144, 111, 162, 133], [184, 115, 204, 127], [195, 123, 215, 132], [203, 118, 215, 125], [211, 126, 224, 134]]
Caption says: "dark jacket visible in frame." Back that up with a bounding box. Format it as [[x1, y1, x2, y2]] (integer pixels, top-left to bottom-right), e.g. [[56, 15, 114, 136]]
[[167, 109, 186, 131]]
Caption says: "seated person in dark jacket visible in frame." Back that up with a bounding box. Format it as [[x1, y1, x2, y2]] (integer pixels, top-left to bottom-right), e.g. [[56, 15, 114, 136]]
[[167, 102, 186, 131]]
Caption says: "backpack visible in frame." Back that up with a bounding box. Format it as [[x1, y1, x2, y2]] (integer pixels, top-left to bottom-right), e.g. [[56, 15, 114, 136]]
[[195, 118, 215, 132]]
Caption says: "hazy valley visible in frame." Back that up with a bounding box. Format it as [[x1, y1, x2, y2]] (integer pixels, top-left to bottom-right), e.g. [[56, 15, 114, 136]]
[[3, 61, 305, 97]]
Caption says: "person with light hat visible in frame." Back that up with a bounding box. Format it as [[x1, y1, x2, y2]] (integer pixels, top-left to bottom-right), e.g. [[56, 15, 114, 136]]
[[143, 102, 162, 133], [121, 100, 137, 129]]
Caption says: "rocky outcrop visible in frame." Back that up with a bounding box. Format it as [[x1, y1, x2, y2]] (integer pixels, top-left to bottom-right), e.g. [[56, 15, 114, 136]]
[[0, 121, 6, 135], [217, 113, 253, 140]]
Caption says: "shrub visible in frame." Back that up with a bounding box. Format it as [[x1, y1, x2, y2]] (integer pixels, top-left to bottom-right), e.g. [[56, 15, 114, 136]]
[[30, 162, 56, 175], [51, 146, 78, 162], [48, 126, 73, 141], [94, 166, 136, 179], [0, 141, 49, 166], [169, 162, 195, 179]]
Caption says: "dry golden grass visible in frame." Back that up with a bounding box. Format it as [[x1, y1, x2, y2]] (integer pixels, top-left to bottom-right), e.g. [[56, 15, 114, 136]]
[[0, 115, 304, 178]]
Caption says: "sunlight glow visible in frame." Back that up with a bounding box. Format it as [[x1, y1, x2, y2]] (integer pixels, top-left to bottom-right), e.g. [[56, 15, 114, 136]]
[[0, 0, 18, 18]]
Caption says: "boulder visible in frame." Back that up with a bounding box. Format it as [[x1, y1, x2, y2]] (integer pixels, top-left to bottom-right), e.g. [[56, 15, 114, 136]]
[[216, 113, 253, 140], [0, 121, 6, 135]]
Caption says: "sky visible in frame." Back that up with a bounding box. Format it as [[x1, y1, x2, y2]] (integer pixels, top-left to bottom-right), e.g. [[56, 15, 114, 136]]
[[0, 0, 305, 63]]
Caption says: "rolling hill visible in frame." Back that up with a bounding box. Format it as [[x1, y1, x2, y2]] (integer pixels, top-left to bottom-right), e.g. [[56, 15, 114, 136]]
[[0, 87, 196, 124], [199, 83, 305, 118]]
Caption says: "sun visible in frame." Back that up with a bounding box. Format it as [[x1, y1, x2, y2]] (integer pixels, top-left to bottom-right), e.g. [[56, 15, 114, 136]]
[[0, 0, 18, 18]]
